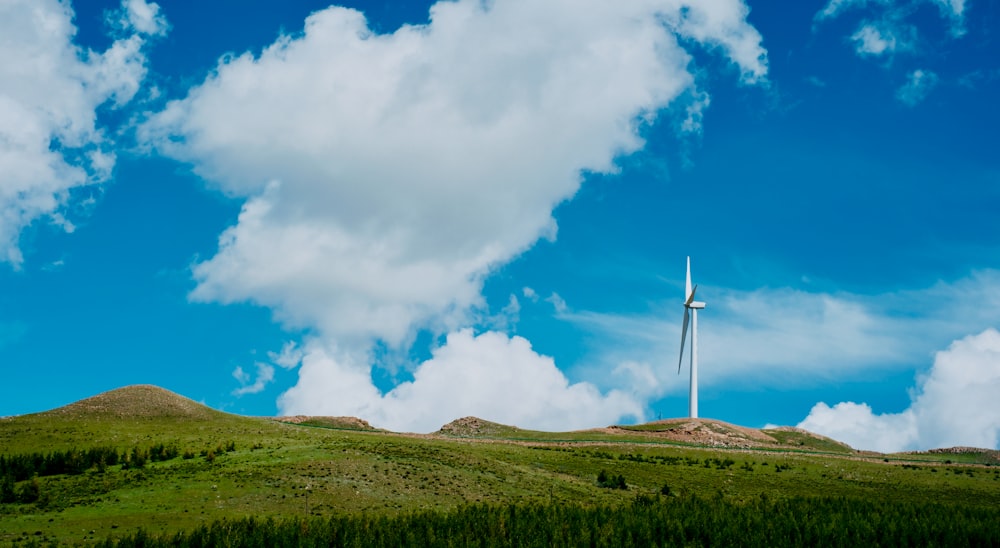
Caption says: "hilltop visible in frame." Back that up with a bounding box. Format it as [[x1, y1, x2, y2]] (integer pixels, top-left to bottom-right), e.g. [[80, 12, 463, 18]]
[[437, 416, 524, 437], [41, 385, 222, 421], [0, 385, 281, 454]]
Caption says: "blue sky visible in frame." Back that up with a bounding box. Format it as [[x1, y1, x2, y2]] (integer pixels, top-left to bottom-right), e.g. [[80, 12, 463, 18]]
[[1, 0, 998, 451]]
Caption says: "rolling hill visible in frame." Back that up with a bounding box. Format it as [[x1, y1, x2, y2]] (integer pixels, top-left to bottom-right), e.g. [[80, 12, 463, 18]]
[[1, 385, 999, 545]]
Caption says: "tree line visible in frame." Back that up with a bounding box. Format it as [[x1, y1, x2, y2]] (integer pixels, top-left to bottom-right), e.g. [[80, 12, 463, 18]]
[[0, 444, 181, 483], [1, 442, 237, 504], [94, 494, 998, 547]]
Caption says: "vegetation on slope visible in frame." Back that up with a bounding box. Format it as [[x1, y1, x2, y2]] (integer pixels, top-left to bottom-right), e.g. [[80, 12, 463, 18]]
[[1, 386, 998, 546], [100, 496, 1000, 548]]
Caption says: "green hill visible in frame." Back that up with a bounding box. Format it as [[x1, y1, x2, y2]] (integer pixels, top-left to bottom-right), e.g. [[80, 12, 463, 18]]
[[1, 386, 998, 546], [0, 385, 285, 455]]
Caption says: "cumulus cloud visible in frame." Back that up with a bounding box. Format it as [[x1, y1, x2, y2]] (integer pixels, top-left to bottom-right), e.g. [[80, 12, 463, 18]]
[[0, 0, 160, 267], [139, 0, 768, 427], [896, 69, 939, 105], [798, 329, 1000, 452], [278, 329, 643, 432], [142, 0, 766, 348], [797, 402, 917, 453]]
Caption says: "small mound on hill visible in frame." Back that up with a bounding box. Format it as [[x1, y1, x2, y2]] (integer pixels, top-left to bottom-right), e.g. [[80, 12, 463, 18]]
[[922, 447, 1000, 464], [763, 426, 855, 453], [44, 385, 220, 420], [438, 417, 520, 437], [610, 418, 777, 449], [273, 415, 380, 431], [608, 419, 855, 453]]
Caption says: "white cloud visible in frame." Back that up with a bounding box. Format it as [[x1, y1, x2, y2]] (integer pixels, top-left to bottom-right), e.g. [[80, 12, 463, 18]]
[[896, 69, 939, 106], [546, 292, 569, 315], [815, 0, 966, 57], [679, 90, 711, 134], [798, 328, 1000, 451], [139, 0, 768, 422], [278, 330, 643, 432], [268, 341, 304, 369], [232, 362, 276, 396], [141, 1, 768, 350], [498, 294, 521, 327], [850, 22, 913, 56], [118, 0, 169, 37], [0, 0, 160, 267], [555, 270, 1000, 397], [481, 293, 523, 332], [797, 402, 917, 453], [932, 0, 966, 36], [561, 287, 903, 393], [816, 0, 894, 22]]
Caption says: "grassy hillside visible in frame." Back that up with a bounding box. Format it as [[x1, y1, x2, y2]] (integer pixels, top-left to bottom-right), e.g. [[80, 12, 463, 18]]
[[1, 386, 998, 546]]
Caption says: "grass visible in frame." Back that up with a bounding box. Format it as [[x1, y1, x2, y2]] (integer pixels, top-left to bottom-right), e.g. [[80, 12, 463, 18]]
[[761, 428, 855, 454], [1, 386, 999, 545]]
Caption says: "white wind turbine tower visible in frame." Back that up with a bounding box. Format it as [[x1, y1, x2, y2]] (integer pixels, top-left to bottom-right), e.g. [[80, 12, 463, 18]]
[[677, 256, 706, 418]]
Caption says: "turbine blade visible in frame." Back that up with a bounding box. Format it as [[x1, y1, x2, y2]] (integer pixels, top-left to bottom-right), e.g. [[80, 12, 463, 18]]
[[677, 308, 689, 374], [685, 257, 692, 302], [685, 284, 698, 306]]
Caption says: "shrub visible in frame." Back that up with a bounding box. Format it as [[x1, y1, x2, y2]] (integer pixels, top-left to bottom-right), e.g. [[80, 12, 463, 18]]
[[16, 476, 40, 504], [597, 469, 627, 490]]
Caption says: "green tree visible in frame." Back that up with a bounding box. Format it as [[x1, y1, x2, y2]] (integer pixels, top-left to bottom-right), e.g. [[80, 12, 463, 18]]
[[0, 473, 15, 503]]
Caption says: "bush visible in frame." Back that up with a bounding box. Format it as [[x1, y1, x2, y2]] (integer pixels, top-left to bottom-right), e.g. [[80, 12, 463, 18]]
[[597, 469, 627, 490], [16, 476, 40, 504]]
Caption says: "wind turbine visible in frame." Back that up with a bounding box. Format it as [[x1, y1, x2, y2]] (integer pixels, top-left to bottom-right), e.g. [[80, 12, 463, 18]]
[[677, 256, 706, 418]]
